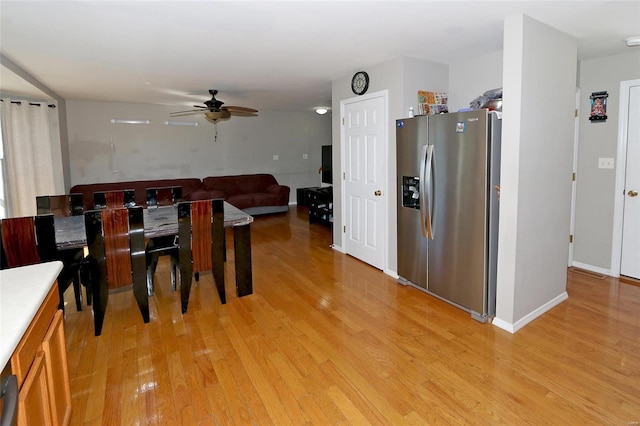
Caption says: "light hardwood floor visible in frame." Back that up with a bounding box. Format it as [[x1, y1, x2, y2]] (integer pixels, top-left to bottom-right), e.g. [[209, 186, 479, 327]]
[[62, 207, 640, 425]]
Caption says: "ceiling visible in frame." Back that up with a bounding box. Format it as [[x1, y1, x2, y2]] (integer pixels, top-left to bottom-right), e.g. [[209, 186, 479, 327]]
[[1, 1, 639, 112]]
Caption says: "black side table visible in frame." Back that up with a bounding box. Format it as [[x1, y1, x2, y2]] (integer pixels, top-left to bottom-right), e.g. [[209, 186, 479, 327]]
[[308, 187, 333, 226], [296, 187, 322, 207]]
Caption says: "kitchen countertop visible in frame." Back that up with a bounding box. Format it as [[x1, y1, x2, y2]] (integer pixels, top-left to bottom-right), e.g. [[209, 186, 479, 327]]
[[0, 261, 63, 371]]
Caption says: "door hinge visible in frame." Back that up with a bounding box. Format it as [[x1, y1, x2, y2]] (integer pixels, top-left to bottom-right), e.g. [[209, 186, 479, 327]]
[[569, 235, 573, 243], [343, 225, 346, 233], [343, 172, 346, 180], [342, 117, 345, 125], [575, 108, 578, 118], [572, 172, 576, 181]]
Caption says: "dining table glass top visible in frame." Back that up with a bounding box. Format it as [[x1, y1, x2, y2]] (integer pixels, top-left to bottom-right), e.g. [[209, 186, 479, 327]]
[[53, 201, 253, 250]]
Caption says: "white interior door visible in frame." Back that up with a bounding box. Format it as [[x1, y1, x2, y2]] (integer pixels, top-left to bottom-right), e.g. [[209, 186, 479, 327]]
[[569, 89, 580, 266], [620, 84, 640, 279], [342, 93, 387, 270]]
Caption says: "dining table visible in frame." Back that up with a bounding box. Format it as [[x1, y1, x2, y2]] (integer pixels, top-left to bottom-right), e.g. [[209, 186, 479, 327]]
[[52, 201, 254, 299]]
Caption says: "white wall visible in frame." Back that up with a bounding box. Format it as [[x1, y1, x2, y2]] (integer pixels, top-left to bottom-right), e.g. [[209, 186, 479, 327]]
[[66, 100, 331, 203], [448, 50, 503, 112], [494, 14, 577, 332], [573, 51, 640, 272]]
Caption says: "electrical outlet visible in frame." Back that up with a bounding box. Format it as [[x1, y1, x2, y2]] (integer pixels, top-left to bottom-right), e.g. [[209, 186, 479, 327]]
[[273, 154, 279, 160], [303, 154, 308, 160], [598, 157, 614, 169]]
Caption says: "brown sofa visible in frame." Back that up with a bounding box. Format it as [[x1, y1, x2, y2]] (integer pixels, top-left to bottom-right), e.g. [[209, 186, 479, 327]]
[[203, 174, 290, 215], [69, 174, 290, 215]]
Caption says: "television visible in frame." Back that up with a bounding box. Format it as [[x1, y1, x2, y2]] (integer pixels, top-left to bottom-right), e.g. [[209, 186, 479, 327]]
[[321, 145, 332, 184]]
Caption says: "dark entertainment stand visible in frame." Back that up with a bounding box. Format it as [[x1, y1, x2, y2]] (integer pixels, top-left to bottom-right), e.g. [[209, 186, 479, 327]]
[[297, 186, 333, 226], [295, 144, 333, 226]]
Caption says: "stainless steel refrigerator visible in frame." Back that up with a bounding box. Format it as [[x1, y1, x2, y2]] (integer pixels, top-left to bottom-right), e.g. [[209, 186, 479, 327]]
[[396, 110, 501, 322]]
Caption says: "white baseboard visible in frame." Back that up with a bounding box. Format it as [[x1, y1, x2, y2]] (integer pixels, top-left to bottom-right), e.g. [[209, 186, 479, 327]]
[[385, 269, 399, 279], [331, 244, 345, 253], [492, 291, 569, 334], [570, 261, 613, 277]]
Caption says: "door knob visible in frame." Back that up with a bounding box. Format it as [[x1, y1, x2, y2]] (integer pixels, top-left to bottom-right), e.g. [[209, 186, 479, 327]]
[[628, 190, 638, 197], [374, 190, 382, 196]]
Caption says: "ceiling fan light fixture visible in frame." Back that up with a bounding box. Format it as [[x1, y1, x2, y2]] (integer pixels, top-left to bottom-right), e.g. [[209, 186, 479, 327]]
[[110, 119, 150, 125], [625, 36, 640, 47], [164, 120, 198, 127], [315, 107, 329, 115]]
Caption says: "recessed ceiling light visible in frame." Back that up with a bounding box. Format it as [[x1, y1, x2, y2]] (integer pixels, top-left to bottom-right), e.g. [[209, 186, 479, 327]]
[[624, 36, 640, 47]]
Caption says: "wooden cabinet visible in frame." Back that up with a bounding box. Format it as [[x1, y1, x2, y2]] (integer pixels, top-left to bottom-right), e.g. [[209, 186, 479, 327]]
[[10, 281, 72, 426], [17, 352, 51, 426]]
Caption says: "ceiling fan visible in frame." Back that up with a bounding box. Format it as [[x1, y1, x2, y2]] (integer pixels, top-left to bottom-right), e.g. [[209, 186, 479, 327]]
[[170, 89, 258, 123]]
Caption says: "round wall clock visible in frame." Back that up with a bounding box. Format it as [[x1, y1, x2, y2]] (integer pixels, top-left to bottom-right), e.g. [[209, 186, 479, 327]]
[[351, 71, 369, 95]]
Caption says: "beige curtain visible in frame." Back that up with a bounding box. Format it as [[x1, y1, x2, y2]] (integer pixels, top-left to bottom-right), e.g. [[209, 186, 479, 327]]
[[1, 99, 57, 216]]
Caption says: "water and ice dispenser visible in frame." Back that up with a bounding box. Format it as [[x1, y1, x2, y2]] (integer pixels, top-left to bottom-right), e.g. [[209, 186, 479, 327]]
[[401, 176, 420, 209]]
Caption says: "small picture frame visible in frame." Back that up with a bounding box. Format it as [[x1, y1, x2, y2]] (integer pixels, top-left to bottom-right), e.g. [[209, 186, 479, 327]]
[[589, 91, 608, 122]]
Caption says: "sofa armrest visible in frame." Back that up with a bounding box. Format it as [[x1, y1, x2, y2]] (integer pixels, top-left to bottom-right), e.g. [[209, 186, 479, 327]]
[[267, 184, 290, 203], [267, 184, 288, 195]]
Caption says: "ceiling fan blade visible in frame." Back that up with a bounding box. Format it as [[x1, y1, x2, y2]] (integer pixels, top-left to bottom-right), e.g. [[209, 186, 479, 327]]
[[192, 105, 207, 109], [229, 110, 259, 117], [171, 109, 206, 115], [224, 105, 258, 113]]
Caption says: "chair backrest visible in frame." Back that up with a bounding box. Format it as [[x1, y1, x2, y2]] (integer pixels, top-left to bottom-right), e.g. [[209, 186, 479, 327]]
[[36, 194, 84, 216], [83, 207, 148, 336], [84, 207, 144, 289], [93, 190, 136, 209], [0, 215, 58, 269], [146, 186, 182, 208], [177, 199, 226, 308], [177, 199, 224, 273]]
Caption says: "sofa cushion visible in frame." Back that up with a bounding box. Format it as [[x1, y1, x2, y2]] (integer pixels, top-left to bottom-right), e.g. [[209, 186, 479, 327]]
[[203, 174, 278, 197], [227, 193, 283, 210], [183, 188, 225, 202]]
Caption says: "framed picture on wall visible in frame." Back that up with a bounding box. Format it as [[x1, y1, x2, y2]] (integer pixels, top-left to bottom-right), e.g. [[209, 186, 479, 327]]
[[589, 91, 608, 122]]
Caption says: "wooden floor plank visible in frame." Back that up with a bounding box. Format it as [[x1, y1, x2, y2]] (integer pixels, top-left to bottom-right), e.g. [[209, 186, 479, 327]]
[[62, 206, 640, 424]]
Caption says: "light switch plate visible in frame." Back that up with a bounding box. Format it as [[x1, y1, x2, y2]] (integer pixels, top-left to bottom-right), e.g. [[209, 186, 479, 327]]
[[273, 154, 279, 160], [598, 157, 614, 169]]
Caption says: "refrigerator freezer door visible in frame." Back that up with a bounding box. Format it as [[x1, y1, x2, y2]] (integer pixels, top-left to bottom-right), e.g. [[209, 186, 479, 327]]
[[396, 117, 429, 289], [427, 110, 490, 315]]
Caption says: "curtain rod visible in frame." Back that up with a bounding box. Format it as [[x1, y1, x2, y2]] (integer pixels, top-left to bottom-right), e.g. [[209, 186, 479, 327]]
[[0, 99, 56, 108]]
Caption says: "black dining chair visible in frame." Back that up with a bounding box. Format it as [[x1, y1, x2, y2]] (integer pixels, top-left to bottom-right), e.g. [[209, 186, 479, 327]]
[[36, 194, 88, 310], [145, 186, 182, 208], [170, 199, 226, 313], [172, 199, 227, 314], [145, 186, 182, 295], [0, 214, 82, 313], [93, 189, 136, 209], [83, 206, 149, 336], [36, 194, 84, 217]]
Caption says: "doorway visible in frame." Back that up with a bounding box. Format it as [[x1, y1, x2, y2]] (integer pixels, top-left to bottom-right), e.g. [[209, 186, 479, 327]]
[[340, 91, 388, 270], [611, 79, 640, 280]]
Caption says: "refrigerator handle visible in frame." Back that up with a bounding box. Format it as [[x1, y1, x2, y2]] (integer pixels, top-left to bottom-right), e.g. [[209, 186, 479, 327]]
[[430, 144, 436, 238], [420, 144, 435, 239]]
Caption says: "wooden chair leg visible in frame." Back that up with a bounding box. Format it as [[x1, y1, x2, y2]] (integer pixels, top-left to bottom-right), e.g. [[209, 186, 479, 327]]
[[73, 273, 82, 311], [92, 273, 107, 336], [234, 224, 253, 297], [170, 260, 177, 292]]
